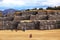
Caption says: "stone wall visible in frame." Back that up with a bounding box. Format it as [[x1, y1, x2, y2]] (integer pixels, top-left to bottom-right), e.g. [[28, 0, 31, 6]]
[[0, 10, 60, 30]]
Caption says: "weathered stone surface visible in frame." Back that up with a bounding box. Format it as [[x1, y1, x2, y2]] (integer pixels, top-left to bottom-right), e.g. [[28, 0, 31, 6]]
[[26, 22, 35, 30], [56, 20, 60, 29], [56, 15, 60, 20], [40, 25, 56, 30], [30, 15, 36, 20], [3, 17, 14, 21], [21, 11, 38, 15], [47, 11, 57, 15], [17, 22, 35, 30], [56, 20, 60, 24], [57, 12, 60, 15], [39, 20, 56, 30], [35, 15, 48, 20], [0, 17, 3, 21], [48, 15, 57, 20], [2, 21, 19, 30], [0, 10, 60, 30], [56, 24, 60, 29], [0, 16, 14, 21], [46, 20, 56, 25], [15, 11, 22, 16], [30, 15, 48, 20], [34, 21, 40, 29], [40, 20, 47, 25], [0, 21, 3, 30], [38, 11, 47, 15], [40, 20, 56, 25], [17, 22, 26, 30], [14, 15, 30, 22]]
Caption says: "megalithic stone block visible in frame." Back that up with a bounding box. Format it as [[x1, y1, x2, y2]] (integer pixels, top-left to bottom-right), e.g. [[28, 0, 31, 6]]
[[14, 15, 30, 22], [17, 23, 22, 30], [50, 25, 56, 29], [56, 20, 60, 24], [38, 11, 47, 15], [47, 20, 56, 25], [0, 17, 3, 21], [3, 17, 14, 21], [30, 15, 36, 20], [17, 22, 26, 30], [56, 24, 60, 29], [48, 15, 57, 20], [3, 21, 19, 30], [57, 12, 60, 15], [40, 25, 53, 30], [21, 11, 30, 15], [34, 21, 40, 29], [35, 15, 48, 20], [47, 11, 57, 15], [17, 21, 35, 30], [56, 15, 60, 20], [0, 21, 3, 30], [26, 22, 35, 30], [56, 20, 60, 29], [21, 11, 38, 15]]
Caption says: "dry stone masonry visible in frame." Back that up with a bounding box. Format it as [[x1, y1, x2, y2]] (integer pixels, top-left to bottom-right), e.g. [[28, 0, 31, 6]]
[[0, 10, 60, 30]]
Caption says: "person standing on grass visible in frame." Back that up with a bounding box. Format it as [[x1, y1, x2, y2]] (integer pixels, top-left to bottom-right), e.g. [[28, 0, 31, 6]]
[[29, 34, 32, 38]]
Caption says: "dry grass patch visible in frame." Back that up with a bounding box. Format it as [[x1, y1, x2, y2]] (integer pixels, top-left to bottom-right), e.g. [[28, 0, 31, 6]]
[[0, 29, 60, 40]]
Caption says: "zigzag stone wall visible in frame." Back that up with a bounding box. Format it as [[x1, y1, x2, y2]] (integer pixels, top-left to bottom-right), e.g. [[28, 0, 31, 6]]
[[0, 10, 60, 30]]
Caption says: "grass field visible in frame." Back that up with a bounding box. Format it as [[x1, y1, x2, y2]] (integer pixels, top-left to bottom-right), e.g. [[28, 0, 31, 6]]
[[0, 29, 60, 40]]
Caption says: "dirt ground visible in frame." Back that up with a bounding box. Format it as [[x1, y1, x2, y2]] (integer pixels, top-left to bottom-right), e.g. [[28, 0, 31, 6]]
[[0, 29, 60, 40]]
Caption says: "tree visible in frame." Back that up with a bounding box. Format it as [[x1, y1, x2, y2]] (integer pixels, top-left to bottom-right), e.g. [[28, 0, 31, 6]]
[[25, 9, 30, 11], [56, 6, 60, 10], [46, 6, 60, 10], [31, 8, 37, 10], [46, 7, 54, 10]]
